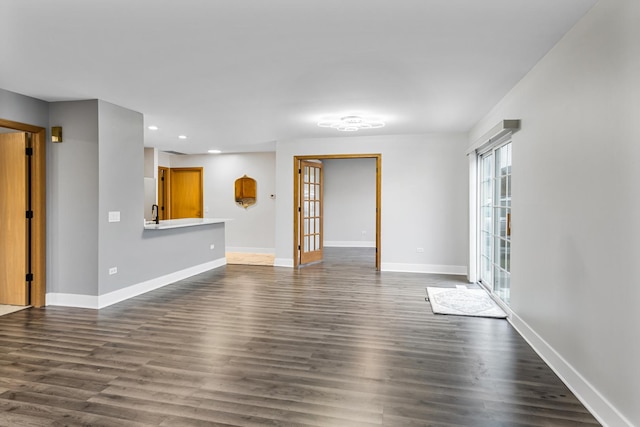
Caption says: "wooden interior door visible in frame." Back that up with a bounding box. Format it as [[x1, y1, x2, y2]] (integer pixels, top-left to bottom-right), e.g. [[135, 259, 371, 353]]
[[299, 160, 323, 265], [158, 166, 169, 220], [170, 167, 203, 219], [0, 132, 29, 305]]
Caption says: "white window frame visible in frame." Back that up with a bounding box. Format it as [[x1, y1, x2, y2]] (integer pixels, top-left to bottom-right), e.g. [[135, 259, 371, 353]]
[[467, 120, 519, 285]]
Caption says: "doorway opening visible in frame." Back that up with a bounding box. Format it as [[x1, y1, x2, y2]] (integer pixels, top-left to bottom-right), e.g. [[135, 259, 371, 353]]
[[293, 154, 381, 270], [0, 119, 46, 308]]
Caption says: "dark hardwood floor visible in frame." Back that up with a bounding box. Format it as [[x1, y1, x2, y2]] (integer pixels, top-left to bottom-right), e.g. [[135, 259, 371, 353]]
[[0, 248, 599, 426]]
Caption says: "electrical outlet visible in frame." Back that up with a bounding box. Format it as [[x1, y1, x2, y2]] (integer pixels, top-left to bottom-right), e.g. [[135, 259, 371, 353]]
[[109, 267, 118, 275], [416, 248, 424, 253]]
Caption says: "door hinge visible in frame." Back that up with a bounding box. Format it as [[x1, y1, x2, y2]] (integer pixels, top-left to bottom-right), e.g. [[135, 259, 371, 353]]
[[25, 147, 33, 156], [26, 273, 34, 282], [26, 210, 34, 219]]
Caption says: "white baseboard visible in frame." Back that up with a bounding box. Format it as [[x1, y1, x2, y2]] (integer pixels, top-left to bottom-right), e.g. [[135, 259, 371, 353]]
[[226, 247, 275, 254], [324, 241, 376, 248], [509, 312, 632, 427], [46, 258, 227, 310], [274, 258, 294, 268], [45, 293, 99, 309], [381, 263, 467, 275]]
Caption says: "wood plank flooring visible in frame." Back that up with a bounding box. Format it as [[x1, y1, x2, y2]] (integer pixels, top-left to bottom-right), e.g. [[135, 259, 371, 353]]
[[0, 248, 599, 426]]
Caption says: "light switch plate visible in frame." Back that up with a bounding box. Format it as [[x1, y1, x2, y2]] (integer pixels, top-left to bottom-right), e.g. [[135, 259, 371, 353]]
[[108, 211, 120, 222]]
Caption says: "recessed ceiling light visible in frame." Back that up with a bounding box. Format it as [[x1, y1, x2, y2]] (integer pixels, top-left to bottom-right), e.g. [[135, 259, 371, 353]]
[[208, 149, 222, 154], [178, 135, 187, 139], [147, 125, 159, 130]]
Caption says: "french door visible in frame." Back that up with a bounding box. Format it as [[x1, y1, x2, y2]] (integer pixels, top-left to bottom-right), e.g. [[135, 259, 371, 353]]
[[479, 141, 512, 304], [299, 160, 323, 265]]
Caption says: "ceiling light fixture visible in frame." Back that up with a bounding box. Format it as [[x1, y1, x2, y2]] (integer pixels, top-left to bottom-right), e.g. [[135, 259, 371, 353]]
[[147, 125, 159, 130], [317, 115, 385, 132], [208, 149, 222, 154], [178, 135, 187, 139]]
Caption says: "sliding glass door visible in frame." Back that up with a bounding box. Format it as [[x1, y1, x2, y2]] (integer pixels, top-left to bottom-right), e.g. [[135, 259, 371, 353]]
[[479, 142, 511, 304]]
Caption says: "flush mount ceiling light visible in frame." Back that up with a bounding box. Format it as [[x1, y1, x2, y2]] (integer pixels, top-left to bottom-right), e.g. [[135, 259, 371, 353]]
[[178, 135, 187, 139], [147, 125, 159, 130], [208, 149, 222, 154], [317, 115, 385, 132]]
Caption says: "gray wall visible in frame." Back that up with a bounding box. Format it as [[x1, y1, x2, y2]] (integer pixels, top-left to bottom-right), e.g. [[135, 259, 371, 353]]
[[323, 158, 376, 246], [275, 133, 468, 272], [1, 91, 226, 301], [469, 0, 639, 424], [97, 100, 145, 294], [97, 99, 226, 293], [170, 152, 276, 252], [0, 88, 49, 127], [49, 100, 100, 296]]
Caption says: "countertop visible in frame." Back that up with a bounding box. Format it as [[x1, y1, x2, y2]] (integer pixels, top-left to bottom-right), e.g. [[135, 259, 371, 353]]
[[143, 218, 231, 230]]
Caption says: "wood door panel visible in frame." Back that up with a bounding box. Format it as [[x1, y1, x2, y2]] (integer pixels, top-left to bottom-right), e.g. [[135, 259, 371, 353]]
[[170, 168, 203, 219], [0, 132, 28, 305], [300, 161, 323, 265]]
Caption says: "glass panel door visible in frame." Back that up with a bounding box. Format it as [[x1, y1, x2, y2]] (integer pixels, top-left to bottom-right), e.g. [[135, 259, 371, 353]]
[[300, 160, 323, 265], [479, 142, 511, 305]]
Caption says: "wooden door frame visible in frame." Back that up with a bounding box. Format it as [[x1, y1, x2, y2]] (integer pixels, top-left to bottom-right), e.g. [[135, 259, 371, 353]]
[[0, 118, 46, 307], [293, 154, 381, 270], [158, 166, 170, 220]]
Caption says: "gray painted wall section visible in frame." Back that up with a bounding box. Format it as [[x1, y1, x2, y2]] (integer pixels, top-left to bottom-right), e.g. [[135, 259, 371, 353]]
[[49, 100, 100, 296], [97, 100, 225, 295], [1, 91, 226, 299], [0, 88, 49, 127], [170, 152, 276, 252], [323, 158, 376, 245], [469, 0, 639, 424], [275, 133, 468, 271]]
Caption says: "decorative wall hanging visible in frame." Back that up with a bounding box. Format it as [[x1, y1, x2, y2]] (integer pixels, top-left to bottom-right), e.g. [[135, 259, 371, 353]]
[[235, 175, 256, 208]]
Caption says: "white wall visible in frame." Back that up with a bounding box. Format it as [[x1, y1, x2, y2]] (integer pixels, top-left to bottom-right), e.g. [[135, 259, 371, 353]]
[[170, 152, 276, 252], [323, 158, 376, 247], [275, 133, 468, 273], [469, 0, 639, 425]]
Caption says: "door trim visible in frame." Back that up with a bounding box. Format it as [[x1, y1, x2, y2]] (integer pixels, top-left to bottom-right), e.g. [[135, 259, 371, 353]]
[[158, 166, 170, 220], [293, 154, 381, 270], [0, 118, 46, 307]]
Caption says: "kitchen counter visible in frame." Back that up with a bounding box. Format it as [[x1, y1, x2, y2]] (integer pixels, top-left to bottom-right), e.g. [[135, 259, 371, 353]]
[[143, 218, 231, 230]]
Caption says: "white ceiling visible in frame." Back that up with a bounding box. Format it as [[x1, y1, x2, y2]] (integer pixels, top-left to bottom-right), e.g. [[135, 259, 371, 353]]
[[1, 0, 597, 154]]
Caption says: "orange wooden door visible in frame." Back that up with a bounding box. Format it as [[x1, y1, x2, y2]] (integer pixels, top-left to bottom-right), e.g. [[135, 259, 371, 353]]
[[0, 132, 29, 305], [299, 161, 323, 265], [170, 167, 203, 219]]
